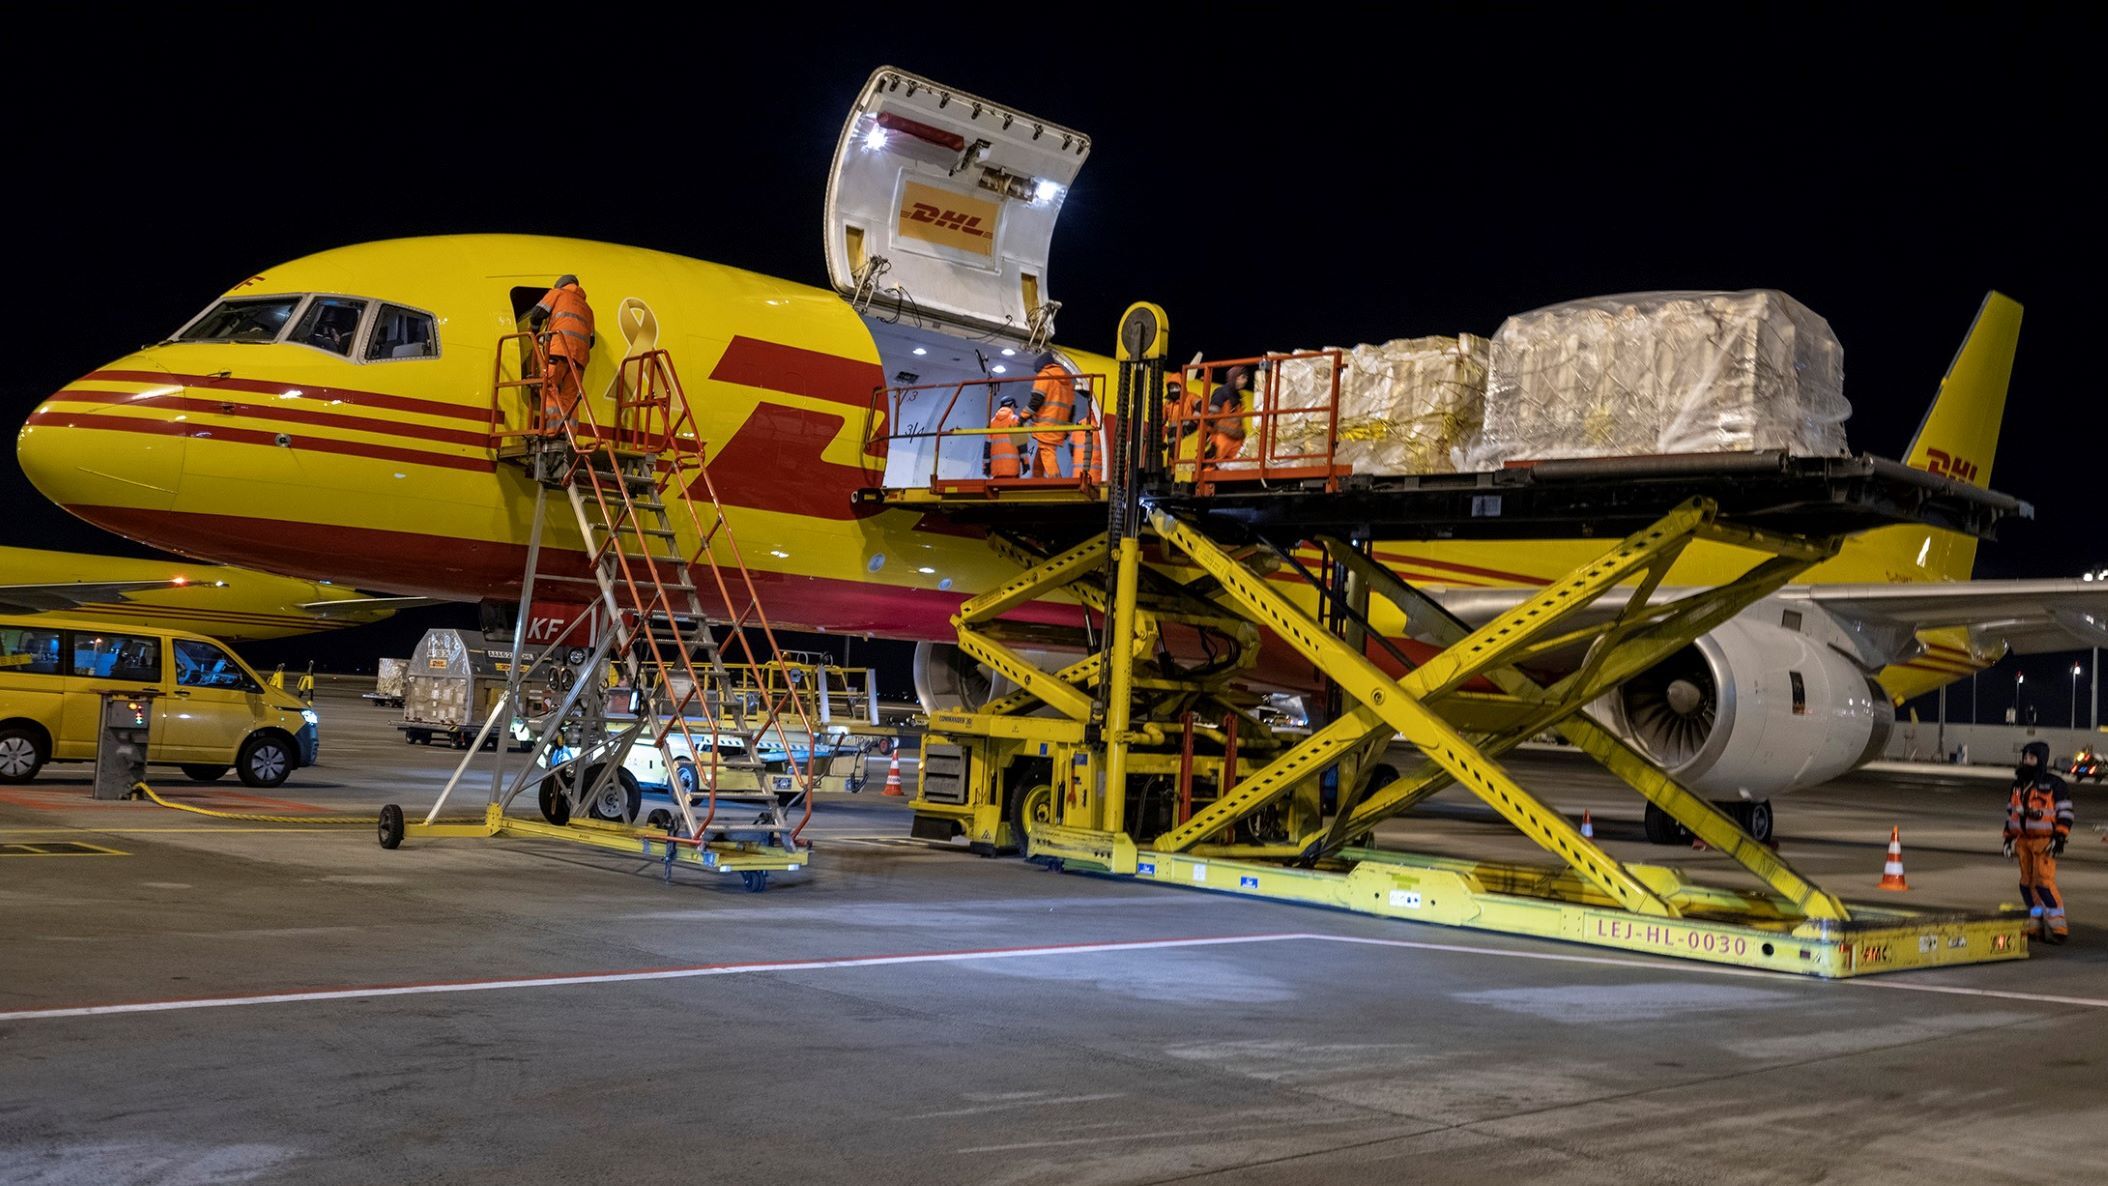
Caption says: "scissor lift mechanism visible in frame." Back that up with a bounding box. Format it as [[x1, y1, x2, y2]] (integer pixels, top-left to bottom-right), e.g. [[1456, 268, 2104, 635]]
[[880, 303, 2031, 977]]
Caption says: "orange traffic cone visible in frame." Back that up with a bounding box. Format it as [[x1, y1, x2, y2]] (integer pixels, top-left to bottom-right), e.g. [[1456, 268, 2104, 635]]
[[1878, 826, 1909, 891], [1580, 810, 1594, 839], [881, 752, 905, 797]]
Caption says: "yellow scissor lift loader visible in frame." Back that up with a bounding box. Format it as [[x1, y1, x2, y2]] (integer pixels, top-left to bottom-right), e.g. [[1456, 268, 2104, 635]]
[[879, 302, 2032, 977]]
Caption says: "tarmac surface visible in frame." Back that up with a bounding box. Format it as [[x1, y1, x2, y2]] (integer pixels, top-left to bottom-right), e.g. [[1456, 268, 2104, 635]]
[[4, 678, 2106, 1184]]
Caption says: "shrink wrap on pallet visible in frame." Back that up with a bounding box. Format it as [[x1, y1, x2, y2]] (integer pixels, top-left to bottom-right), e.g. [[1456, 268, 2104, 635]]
[[1268, 335, 1489, 475], [1465, 290, 1849, 468]]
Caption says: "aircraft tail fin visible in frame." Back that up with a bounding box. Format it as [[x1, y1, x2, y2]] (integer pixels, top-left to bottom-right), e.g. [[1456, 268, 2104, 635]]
[[1873, 292, 2024, 581], [1901, 291, 2023, 493]]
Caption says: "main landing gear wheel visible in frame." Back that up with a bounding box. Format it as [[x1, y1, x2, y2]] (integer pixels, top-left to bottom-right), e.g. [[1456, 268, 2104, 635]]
[[740, 870, 770, 893], [378, 804, 405, 849], [1729, 799, 1774, 845], [1643, 803, 1688, 845], [1009, 783, 1057, 856]]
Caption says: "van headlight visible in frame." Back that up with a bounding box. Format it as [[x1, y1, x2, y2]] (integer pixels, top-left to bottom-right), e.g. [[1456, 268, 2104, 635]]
[[301, 709, 320, 726]]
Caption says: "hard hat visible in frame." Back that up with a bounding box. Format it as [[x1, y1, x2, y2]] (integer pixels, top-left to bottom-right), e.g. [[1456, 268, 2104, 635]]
[[997, 395, 1018, 408]]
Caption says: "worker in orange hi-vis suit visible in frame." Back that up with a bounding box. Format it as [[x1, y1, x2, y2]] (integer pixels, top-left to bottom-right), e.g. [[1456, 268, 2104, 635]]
[[1025, 352, 1075, 477], [1205, 364, 1253, 463], [528, 274, 594, 433], [1069, 394, 1103, 482], [2004, 739, 2075, 943], [986, 395, 1024, 479]]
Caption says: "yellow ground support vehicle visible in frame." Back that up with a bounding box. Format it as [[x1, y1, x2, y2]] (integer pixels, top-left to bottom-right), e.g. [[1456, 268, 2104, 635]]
[[0, 613, 317, 787], [867, 304, 2034, 978]]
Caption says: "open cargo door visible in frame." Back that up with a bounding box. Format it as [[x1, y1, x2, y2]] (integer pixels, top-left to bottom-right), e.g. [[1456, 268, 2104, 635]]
[[826, 67, 1089, 345]]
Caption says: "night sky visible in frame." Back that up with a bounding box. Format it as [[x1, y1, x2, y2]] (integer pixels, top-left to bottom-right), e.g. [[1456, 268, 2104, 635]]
[[5, 11, 2098, 722]]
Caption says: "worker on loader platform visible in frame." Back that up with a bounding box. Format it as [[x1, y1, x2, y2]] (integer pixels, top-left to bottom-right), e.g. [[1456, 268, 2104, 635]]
[[2005, 739, 2074, 943], [528, 274, 595, 433], [1025, 352, 1075, 478], [1205, 365, 1253, 463], [1070, 391, 1103, 482], [986, 395, 1024, 478]]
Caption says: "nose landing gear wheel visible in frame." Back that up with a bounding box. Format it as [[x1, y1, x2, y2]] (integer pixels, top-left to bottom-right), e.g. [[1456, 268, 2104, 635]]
[[378, 804, 405, 849]]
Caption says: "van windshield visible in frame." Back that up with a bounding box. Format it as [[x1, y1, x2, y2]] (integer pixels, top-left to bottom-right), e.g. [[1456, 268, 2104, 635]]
[[177, 297, 302, 344]]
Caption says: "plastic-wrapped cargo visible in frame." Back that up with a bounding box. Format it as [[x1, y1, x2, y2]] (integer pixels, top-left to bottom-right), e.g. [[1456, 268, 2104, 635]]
[[1465, 290, 1849, 468], [1267, 336, 1489, 475]]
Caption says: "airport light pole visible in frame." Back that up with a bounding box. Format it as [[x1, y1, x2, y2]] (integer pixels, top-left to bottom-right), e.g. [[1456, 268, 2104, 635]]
[[2075, 662, 2084, 730]]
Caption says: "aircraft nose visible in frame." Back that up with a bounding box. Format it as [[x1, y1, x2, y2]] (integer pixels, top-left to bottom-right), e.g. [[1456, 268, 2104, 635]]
[[19, 356, 189, 517]]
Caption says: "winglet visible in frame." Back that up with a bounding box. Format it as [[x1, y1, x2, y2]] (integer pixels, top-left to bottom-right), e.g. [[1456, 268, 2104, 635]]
[[1901, 291, 2023, 490]]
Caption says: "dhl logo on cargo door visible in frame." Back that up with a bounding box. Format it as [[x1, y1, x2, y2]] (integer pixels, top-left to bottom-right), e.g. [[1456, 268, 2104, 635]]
[[897, 178, 999, 257]]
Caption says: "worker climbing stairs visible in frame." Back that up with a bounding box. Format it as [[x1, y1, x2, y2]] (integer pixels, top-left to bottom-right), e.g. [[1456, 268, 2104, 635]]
[[377, 309, 818, 890]]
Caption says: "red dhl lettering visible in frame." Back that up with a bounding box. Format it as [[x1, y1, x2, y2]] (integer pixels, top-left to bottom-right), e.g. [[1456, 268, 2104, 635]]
[[905, 202, 991, 238], [1924, 447, 1981, 484]]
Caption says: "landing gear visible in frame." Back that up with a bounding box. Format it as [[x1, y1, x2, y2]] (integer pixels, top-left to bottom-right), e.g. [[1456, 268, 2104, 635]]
[[1643, 803, 1686, 845], [1643, 799, 1773, 845]]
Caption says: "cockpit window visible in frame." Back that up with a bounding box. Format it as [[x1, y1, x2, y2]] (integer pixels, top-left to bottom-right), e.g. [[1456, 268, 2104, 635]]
[[365, 304, 440, 361], [290, 297, 369, 356], [177, 296, 301, 343]]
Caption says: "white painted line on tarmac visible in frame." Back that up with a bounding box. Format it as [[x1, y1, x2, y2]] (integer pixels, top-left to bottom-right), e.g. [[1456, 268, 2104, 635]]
[[0, 933, 1310, 1023], [8, 930, 2102, 1024], [1307, 933, 2108, 1009]]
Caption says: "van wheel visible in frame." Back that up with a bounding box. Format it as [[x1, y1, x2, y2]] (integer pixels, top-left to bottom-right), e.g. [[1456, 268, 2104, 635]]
[[236, 733, 294, 788], [0, 726, 45, 783], [181, 764, 229, 782]]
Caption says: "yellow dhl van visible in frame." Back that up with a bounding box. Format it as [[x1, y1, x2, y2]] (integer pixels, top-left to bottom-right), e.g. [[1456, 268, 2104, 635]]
[[0, 615, 318, 787]]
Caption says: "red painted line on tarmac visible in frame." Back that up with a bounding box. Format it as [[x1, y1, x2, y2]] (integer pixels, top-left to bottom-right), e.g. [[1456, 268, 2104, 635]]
[[0, 934, 1311, 1022]]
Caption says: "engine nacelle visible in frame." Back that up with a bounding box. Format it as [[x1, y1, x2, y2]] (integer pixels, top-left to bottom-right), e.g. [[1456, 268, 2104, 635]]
[[1608, 619, 1893, 797], [912, 641, 1070, 713]]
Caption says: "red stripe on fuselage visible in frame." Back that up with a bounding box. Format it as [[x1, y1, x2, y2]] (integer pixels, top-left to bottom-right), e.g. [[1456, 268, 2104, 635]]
[[1369, 550, 1551, 586], [85, 370, 487, 424], [49, 389, 491, 447], [24, 410, 493, 473], [707, 336, 885, 410]]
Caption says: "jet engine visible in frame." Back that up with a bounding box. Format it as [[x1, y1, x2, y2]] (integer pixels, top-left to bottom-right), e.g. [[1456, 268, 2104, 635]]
[[1610, 617, 1893, 809]]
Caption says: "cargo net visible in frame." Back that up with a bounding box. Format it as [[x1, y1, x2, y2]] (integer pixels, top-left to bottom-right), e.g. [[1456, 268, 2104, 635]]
[[1266, 336, 1489, 476], [1464, 289, 1851, 468]]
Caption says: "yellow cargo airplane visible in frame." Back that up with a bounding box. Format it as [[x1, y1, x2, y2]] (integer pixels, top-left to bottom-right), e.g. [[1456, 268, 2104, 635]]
[[14, 68, 2102, 841], [0, 545, 420, 640]]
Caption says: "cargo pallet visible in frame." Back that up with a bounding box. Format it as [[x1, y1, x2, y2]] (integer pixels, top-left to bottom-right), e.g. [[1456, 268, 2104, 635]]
[[872, 302, 2031, 977]]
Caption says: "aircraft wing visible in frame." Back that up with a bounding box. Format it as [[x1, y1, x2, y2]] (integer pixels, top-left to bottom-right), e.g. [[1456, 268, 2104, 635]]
[[296, 595, 441, 618], [0, 579, 211, 613], [1424, 579, 2108, 658], [1792, 580, 2108, 654]]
